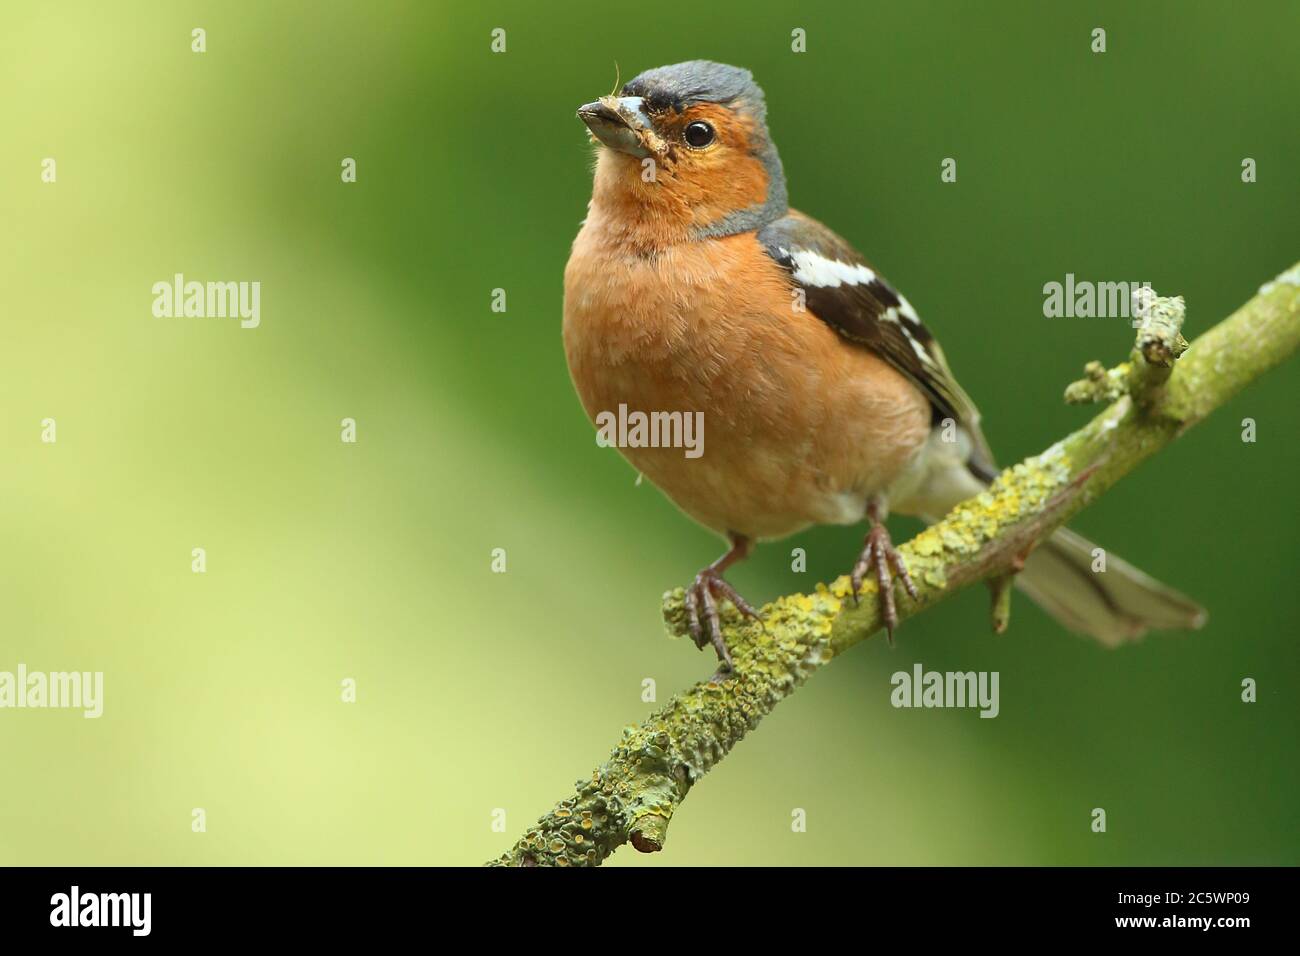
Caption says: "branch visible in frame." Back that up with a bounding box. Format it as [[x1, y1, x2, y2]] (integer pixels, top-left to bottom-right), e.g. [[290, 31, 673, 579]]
[[490, 263, 1300, 867]]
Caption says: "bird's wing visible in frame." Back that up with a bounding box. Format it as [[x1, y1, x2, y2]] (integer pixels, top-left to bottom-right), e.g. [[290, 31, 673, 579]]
[[758, 209, 996, 478]]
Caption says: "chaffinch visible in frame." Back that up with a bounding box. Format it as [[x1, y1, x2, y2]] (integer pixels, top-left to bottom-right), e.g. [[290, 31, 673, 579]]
[[563, 61, 1204, 669]]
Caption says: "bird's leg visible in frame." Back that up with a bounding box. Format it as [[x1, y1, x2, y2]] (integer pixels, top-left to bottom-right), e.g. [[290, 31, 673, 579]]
[[684, 533, 760, 672], [850, 499, 919, 644]]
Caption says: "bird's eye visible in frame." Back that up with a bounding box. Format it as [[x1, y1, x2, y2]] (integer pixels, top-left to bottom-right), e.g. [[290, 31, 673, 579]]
[[683, 121, 715, 148]]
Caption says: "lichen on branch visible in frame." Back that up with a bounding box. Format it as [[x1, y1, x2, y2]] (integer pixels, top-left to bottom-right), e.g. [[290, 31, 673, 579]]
[[1065, 289, 1190, 408]]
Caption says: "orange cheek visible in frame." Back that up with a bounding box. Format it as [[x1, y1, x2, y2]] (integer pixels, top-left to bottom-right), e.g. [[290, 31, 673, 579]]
[[675, 154, 770, 229], [665, 107, 771, 229], [584, 108, 775, 246]]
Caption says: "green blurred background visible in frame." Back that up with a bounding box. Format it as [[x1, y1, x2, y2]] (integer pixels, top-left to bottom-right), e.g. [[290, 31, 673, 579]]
[[2, 0, 1297, 866]]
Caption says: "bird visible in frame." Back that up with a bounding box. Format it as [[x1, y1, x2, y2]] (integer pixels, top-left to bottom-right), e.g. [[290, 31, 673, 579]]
[[562, 60, 1205, 670]]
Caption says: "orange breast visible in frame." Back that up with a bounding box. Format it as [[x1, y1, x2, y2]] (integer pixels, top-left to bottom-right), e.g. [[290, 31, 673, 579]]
[[562, 210, 931, 540]]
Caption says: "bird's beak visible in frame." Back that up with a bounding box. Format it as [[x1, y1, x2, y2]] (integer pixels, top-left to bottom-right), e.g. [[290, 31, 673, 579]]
[[577, 96, 654, 158]]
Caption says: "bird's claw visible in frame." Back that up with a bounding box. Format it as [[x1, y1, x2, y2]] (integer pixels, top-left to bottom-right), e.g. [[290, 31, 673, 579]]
[[683, 567, 760, 671], [850, 523, 918, 643]]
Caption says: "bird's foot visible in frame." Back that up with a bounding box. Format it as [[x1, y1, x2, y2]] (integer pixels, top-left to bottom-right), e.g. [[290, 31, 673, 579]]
[[850, 521, 918, 644], [684, 566, 760, 672]]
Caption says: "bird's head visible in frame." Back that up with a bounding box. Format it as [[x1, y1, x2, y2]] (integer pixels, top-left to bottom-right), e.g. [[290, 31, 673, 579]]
[[577, 61, 787, 241]]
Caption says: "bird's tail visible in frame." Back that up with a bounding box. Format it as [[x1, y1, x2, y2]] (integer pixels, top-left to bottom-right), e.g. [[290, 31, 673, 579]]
[[1016, 525, 1206, 647], [911, 456, 1206, 646]]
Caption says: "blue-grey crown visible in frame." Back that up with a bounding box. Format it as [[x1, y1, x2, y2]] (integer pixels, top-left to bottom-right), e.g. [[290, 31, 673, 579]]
[[622, 61, 768, 121]]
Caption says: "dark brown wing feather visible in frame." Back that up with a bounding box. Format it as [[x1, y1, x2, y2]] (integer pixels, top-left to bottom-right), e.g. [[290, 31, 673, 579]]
[[758, 209, 996, 476]]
